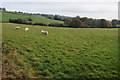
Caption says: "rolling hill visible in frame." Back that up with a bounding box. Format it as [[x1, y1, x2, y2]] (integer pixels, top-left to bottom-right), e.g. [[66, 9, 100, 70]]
[[0, 11, 63, 24]]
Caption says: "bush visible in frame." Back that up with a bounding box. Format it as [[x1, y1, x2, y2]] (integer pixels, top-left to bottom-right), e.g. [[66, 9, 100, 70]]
[[49, 23, 64, 27], [34, 23, 48, 26], [9, 18, 27, 24]]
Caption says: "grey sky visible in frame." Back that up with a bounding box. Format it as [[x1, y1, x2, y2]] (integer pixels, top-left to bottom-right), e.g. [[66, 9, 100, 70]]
[[1, 0, 119, 2], [1, 0, 119, 20]]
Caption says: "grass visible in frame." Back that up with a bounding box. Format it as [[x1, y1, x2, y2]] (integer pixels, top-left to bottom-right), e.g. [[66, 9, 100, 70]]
[[0, 11, 63, 24], [2, 23, 119, 79], [117, 25, 120, 27]]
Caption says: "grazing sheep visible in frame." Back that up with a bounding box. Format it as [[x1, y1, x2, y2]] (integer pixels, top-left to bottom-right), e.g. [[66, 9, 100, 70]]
[[15, 27, 20, 29], [25, 28, 29, 31], [41, 30, 48, 35]]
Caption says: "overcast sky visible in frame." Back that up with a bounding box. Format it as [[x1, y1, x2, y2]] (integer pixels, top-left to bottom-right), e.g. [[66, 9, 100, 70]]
[[1, 0, 120, 20], [1, 0, 119, 2]]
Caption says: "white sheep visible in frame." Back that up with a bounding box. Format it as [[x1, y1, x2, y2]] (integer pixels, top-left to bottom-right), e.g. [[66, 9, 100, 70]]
[[25, 28, 29, 31], [41, 30, 48, 35], [15, 27, 20, 29]]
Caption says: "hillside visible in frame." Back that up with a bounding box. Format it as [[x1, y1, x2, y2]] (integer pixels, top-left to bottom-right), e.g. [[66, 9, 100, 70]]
[[2, 23, 119, 78], [0, 11, 63, 24]]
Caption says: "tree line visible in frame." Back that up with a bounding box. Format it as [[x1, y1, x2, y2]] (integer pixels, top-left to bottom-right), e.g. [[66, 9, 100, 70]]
[[5, 9, 120, 28], [37, 14, 120, 28], [64, 16, 115, 28], [39, 14, 69, 21], [9, 17, 120, 28]]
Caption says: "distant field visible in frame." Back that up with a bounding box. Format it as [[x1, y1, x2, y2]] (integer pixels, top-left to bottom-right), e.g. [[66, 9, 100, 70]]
[[1, 11, 63, 24], [117, 25, 120, 27], [2, 23, 119, 78]]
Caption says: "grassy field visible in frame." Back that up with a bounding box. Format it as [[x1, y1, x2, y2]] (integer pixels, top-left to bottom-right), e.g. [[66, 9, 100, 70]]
[[117, 25, 120, 27], [0, 11, 63, 24], [2, 23, 119, 79]]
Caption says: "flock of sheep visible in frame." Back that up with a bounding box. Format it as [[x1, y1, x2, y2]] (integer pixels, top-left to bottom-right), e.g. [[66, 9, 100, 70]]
[[15, 27, 48, 35]]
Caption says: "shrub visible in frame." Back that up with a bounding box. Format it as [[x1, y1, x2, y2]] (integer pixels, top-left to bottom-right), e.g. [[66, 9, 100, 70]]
[[49, 23, 64, 27], [9, 18, 27, 24], [34, 23, 48, 26]]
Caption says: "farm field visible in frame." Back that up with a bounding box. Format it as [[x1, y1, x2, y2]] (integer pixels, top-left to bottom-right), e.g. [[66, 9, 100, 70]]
[[0, 11, 63, 24], [2, 23, 120, 79], [117, 25, 120, 27]]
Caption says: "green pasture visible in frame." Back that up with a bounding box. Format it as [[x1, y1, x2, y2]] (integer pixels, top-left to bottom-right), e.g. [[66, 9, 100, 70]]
[[2, 23, 119, 78]]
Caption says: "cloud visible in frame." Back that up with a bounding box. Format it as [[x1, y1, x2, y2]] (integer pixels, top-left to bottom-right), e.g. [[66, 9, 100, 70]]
[[1, 2, 118, 20], [1, 0, 120, 2]]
